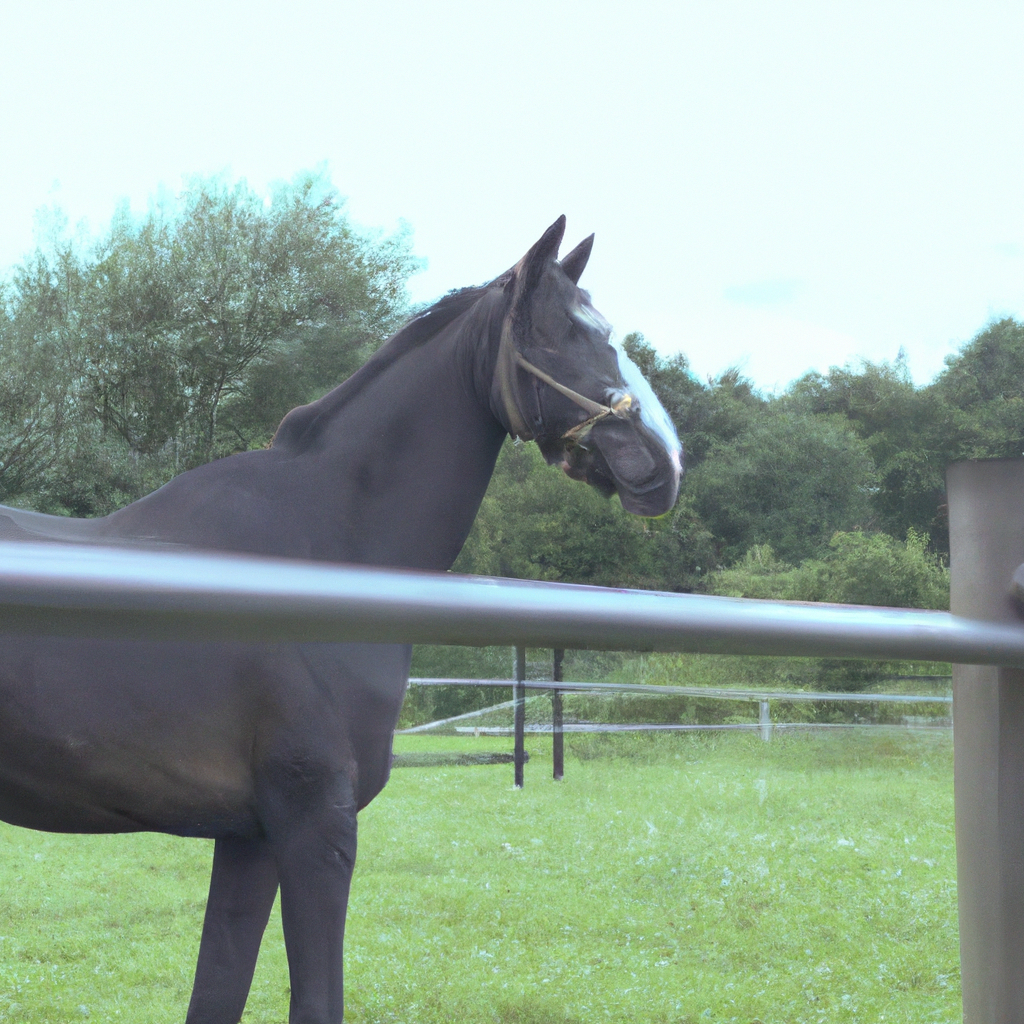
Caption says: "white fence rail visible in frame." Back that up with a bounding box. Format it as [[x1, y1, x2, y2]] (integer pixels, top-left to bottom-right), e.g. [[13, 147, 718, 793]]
[[407, 676, 953, 703], [402, 675, 952, 762]]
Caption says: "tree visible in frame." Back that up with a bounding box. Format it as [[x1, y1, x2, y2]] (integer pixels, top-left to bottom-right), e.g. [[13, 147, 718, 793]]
[[685, 409, 878, 564], [786, 358, 966, 550], [930, 317, 1024, 473], [0, 294, 62, 500], [706, 531, 950, 691], [85, 171, 417, 461], [937, 317, 1024, 411], [708, 531, 948, 610], [0, 171, 418, 514], [781, 322, 1024, 553]]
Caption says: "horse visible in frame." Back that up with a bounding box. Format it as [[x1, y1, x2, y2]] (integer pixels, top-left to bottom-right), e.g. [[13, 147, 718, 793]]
[[0, 217, 682, 1023]]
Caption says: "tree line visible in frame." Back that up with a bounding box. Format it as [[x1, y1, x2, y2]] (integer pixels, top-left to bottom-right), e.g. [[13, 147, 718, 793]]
[[4, 171, 1023, 619]]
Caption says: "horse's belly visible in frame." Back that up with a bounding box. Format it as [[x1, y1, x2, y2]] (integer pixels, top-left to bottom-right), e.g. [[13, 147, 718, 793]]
[[0, 636, 410, 834], [0, 732, 260, 837], [0, 637, 262, 837]]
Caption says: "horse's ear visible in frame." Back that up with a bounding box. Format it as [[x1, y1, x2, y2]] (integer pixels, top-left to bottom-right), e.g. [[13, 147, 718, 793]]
[[531, 215, 567, 262], [497, 217, 567, 435], [560, 234, 594, 284], [514, 216, 566, 292]]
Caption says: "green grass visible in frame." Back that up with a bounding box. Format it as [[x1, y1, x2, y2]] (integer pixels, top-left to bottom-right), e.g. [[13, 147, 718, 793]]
[[0, 731, 959, 1023]]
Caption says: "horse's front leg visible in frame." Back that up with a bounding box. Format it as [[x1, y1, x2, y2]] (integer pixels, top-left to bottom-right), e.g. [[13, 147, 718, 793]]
[[185, 837, 280, 1024], [268, 772, 359, 1024]]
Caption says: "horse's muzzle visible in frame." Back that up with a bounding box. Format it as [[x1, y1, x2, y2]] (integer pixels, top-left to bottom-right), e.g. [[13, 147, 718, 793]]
[[563, 419, 681, 517]]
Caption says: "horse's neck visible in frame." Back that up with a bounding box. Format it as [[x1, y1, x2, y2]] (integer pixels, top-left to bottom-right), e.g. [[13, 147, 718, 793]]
[[101, 311, 506, 568], [294, 327, 506, 570]]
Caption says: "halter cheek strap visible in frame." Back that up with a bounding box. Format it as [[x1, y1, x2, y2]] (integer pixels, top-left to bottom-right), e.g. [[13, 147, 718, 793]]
[[514, 353, 633, 444]]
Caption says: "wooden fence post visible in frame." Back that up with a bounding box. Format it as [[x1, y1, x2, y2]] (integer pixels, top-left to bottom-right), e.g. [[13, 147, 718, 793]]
[[947, 459, 1024, 1024]]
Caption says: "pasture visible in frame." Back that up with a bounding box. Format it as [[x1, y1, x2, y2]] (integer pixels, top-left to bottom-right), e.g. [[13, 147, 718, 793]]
[[0, 730, 958, 1023]]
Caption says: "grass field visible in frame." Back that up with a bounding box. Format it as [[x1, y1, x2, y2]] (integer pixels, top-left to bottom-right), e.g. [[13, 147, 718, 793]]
[[0, 730, 959, 1023]]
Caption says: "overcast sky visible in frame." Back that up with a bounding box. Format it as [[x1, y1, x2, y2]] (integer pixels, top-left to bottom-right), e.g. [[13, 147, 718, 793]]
[[2, 1, 1023, 391]]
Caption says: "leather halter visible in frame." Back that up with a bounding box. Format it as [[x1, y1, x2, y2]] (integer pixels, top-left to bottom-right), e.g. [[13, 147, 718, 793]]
[[513, 352, 634, 445]]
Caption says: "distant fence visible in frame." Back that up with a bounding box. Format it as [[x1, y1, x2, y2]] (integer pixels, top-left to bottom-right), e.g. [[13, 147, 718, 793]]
[[402, 668, 953, 781]]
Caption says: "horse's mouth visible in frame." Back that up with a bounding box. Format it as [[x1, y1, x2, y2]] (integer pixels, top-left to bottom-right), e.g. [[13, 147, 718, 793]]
[[560, 426, 681, 517]]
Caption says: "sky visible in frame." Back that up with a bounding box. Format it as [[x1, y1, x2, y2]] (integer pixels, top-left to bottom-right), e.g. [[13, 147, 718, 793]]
[[2, 1, 1023, 392]]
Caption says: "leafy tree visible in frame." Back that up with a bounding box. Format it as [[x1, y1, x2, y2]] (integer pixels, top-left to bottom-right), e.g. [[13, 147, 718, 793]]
[[929, 317, 1024, 476], [0, 300, 61, 499], [937, 317, 1024, 412], [0, 171, 418, 514], [86, 171, 416, 461], [685, 409, 877, 564], [707, 531, 949, 610], [784, 359, 955, 546], [705, 531, 949, 692], [782, 320, 1024, 553], [701, 543, 800, 601], [0, 218, 111, 511]]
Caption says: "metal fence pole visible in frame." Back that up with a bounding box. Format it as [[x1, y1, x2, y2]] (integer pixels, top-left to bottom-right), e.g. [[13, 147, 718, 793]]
[[552, 648, 565, 780], [948, 459, 1024, 1024], [758, 699, 772, 742], [513, 645, 526, 788]]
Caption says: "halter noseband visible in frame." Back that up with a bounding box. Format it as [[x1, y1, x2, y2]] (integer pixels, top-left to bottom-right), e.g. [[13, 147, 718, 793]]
[[513, 352, 634, 444]]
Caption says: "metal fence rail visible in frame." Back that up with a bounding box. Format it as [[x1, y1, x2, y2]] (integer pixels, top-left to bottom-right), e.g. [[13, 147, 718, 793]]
[[0, 540, 1022, 665], [456, 722, 952, 735], [404, 673, 952, 775], [408, 676, 953, 703]]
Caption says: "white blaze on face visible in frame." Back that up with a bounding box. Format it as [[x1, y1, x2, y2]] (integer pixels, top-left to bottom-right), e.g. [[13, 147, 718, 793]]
[[611, 342, 683, 474], [573, 297, 683, 477]]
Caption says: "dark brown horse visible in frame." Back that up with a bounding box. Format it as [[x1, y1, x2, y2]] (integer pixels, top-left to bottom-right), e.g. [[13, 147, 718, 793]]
[[0, 218, 681, 1023]]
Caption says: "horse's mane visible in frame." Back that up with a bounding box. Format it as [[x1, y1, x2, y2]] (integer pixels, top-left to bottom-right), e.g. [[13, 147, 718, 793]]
[[272, 283, 499, 451]]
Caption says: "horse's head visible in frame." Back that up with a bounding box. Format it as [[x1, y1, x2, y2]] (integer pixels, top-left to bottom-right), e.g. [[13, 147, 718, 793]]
[[491, 217, 682, 517]]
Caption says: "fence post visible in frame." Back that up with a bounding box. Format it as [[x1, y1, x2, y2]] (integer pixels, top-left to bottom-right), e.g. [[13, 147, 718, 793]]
[[552, 648, 565, 780], [758, 699, 772, 742], [514, 645, 526, 788], [948, 459, 1024, 1024]]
